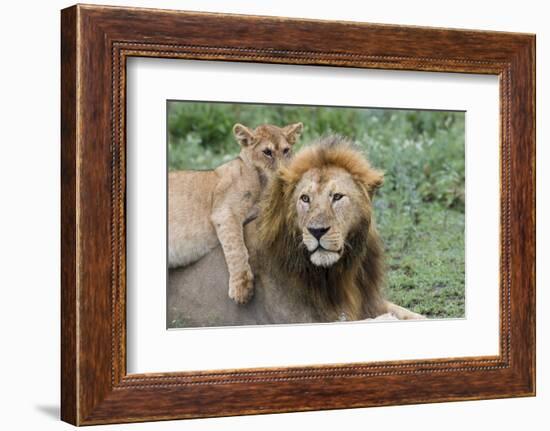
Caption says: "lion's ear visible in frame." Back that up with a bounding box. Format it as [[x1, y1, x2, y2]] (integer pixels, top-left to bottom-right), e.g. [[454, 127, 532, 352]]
[[366, 169, 384, 198], [233, 123, 255, 147], [283, 122, 303, 146]]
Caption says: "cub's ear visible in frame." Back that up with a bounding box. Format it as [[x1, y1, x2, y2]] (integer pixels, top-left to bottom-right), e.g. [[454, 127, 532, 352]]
[[283, 122, 303, 145], [233, 123, 255, 147]]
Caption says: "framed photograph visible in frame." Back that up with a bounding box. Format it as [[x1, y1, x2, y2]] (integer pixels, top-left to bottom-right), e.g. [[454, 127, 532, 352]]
[[61, 4, 535, 425]]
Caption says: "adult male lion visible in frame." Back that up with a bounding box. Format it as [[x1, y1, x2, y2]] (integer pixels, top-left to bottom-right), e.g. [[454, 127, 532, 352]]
[[168, 136, 423, 327]]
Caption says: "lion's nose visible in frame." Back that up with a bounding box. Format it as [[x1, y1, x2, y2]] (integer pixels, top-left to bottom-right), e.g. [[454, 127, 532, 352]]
[[308, 227, 330, 240]]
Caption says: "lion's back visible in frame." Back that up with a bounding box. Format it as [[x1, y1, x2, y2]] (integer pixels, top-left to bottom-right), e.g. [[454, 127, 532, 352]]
[[167, 235, 318, 328]]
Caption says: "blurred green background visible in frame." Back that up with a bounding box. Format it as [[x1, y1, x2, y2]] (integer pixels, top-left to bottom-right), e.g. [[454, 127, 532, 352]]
[[168, 101, 465, 319]]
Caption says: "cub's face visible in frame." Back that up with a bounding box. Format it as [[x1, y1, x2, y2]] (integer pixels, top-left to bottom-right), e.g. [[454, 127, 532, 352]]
[[294, 167, 369, 267], [233, 123, 303, 175]]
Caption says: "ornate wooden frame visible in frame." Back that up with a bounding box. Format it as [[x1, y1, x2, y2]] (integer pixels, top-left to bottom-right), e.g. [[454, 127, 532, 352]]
[[61, 4, 535, 425]]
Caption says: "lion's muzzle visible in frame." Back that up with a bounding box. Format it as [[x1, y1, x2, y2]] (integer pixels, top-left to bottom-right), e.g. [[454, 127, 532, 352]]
[[302, 226, 344, 267]]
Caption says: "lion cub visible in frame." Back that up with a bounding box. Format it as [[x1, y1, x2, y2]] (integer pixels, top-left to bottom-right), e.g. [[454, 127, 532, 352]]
[[168, 122, 303, 304]]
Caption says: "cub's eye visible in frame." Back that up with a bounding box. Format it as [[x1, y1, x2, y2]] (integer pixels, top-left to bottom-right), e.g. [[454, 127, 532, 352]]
[[300, 194, 310, 203], [283, 148, 290, 155], [332, 193, 344, 201], [263, 149, 273, 157]]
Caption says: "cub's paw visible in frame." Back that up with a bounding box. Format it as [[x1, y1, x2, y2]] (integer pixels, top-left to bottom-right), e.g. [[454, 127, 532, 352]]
[[228, 268, 254, 304]]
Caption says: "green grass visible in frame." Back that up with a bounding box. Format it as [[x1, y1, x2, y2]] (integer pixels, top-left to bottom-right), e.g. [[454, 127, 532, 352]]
[[380, 202, 465, 318], [167, 101, 465, 318]]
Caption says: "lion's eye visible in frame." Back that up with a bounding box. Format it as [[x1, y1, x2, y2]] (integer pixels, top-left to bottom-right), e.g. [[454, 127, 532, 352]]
[[332, 193, 344, 201], [283, 148, 290, 155], [263, 149, 273, 157], [300, 194, 310, 203]]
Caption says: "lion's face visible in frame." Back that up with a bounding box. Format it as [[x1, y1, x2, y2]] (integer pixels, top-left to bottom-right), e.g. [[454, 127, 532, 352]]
[[294, 166, 370, 267], [259, 137, 384, 271]]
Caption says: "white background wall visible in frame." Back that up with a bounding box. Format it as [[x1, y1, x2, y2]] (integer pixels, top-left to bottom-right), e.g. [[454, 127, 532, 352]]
[[0, 0, 546, 429]]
